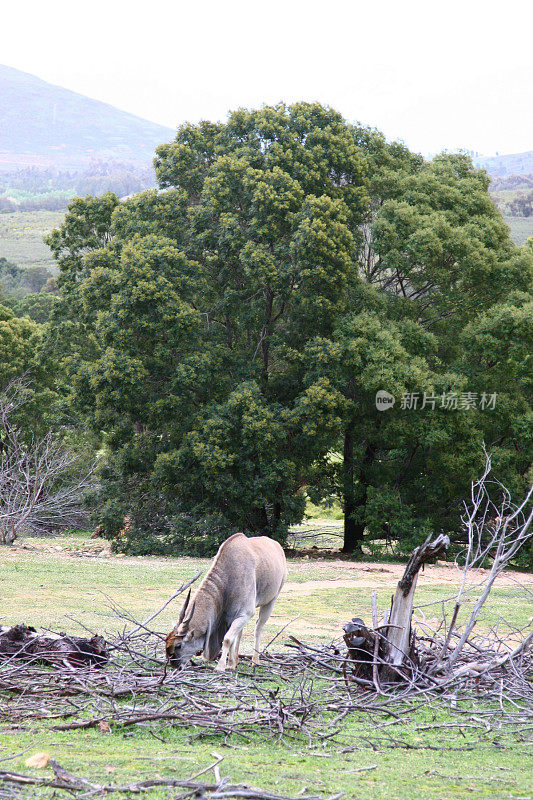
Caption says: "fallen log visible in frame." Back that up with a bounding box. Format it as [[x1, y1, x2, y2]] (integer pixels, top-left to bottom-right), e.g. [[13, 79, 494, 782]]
[[0, 624, 108, 668]]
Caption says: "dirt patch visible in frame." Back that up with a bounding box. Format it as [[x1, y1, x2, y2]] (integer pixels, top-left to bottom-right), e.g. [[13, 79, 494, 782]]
[[284, 578, 386, 593], [285, 561, 532, 591], [8, 540, 532, 591], [13, 542, 111, 558]]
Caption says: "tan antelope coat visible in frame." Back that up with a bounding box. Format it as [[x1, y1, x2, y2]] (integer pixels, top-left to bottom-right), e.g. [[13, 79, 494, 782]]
[[166, 533, 287, 671]]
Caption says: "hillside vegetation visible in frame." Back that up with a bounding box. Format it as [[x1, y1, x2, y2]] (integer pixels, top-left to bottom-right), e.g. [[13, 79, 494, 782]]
[[0, 210, 62, 269], [474, 149, 533, 176], [0, 161, 157, 212], [489, 174, 533, 244]]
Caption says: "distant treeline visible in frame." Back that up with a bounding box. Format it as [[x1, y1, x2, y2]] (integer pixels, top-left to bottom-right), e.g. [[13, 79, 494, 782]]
[[490, 174, 533, 219], [0, 160, 157, 211], [490, 174, 533, 191], [0, 257, 55, 296], [0, 194, 69, 212], [0, 257, 57, 323]]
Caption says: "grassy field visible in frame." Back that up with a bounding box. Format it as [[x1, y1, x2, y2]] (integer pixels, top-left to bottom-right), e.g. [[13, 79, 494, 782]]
[[0, 210, 63, 270], [1, 531, 531, 799], [503, 213, 533, 246]]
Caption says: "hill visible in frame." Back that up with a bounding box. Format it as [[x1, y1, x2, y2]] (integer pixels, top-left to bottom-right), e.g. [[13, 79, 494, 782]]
[[0, 65, 174, 171], [473, 150, 533, 177]]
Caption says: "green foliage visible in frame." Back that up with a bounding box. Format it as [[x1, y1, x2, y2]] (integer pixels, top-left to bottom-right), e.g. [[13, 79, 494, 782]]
[[460, 294, 533, 500], [304, 145, 533, 552], [0, 257, 53, 298], [0, 303, 60, 437], [153, 380, 341, 540], [46, 104, 532, 557], [0, 303, 41, 382], [12, 291, 56, 323], [47, 103, 367, 553], [115, 511, 238, 557]]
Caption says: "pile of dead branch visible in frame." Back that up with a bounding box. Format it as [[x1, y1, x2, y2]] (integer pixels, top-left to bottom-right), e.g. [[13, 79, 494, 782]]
[[341, 454, 532, 694], [0, 591, 530, 799], [0, 570, 530, 757], [0, 456, 531, 797]]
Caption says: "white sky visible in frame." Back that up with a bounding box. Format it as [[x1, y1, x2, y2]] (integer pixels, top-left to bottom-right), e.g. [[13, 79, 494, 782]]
[[3, 0, 532, 157]]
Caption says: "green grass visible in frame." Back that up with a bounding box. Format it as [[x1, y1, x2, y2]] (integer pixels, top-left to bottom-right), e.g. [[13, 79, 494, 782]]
[[0, 210, 63, 269], [1, 536, 531, 799], [2, 711, 531, 800], [502, 213, 533, 245], [4, 532, 528, 638], [303, 495, 343, 521]]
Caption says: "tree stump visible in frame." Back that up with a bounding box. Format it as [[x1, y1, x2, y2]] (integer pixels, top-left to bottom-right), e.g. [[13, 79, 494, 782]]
[[343, 533, 450, 684]]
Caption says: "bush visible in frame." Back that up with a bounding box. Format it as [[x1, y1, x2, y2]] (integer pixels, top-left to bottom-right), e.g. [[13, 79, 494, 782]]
[[110, 508, 238, 557]]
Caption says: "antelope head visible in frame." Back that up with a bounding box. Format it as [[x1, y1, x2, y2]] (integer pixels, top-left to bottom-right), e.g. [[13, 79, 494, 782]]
[[165, 589, 205, 667]]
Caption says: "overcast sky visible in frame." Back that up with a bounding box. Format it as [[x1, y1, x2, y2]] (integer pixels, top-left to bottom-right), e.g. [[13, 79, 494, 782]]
[[3, 0, 532, 157]]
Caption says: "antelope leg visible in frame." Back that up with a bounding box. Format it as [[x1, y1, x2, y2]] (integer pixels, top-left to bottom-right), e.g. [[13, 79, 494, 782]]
[[253, 599, 276, 666], [228, 629, 243, 669], [215, 614, 252, 672]]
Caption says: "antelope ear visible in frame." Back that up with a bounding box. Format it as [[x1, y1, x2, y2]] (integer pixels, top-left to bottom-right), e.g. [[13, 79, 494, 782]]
[[178, 589, 191, 624], [184, 630, 194, 642]]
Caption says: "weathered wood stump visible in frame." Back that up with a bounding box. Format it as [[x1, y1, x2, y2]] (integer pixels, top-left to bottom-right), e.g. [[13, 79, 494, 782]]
[[343, 533, 450, 684], [0, 625, 108, 668]]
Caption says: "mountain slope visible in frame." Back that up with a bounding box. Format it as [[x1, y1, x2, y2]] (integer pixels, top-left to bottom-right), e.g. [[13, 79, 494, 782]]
[[0, 65, 175, 170], [473, 150, 533, 177]]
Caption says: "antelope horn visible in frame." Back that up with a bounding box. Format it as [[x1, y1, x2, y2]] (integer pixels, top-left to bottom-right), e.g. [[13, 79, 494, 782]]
[[184, 600, 195, 624], [178, 589, 191, 624]]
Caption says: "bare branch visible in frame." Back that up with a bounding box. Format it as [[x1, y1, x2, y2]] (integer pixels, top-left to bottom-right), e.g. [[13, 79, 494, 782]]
[[0, 376, 96, 544]]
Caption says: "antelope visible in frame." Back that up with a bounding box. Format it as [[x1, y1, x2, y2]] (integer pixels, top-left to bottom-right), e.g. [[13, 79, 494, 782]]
[[165, 533, 287, 671]]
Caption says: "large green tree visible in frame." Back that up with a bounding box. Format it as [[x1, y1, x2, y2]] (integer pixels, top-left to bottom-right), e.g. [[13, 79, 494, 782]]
[[0, 303, 59, 437], [307, 139, 532, 552], [46, 107, 532, 556], [47, 104, 367, 550]]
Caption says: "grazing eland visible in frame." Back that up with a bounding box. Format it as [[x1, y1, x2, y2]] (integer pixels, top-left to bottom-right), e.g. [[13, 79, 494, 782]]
[[165, 533, 287, 671]]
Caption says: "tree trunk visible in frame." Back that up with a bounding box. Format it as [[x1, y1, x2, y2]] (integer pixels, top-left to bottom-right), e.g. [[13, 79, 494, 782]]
[[341, 432, 373, 554], [247, 505, 270, 533], [260, 287, 274, 391], [342, 505, 366, 554], [342, 424, 360, 553]]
